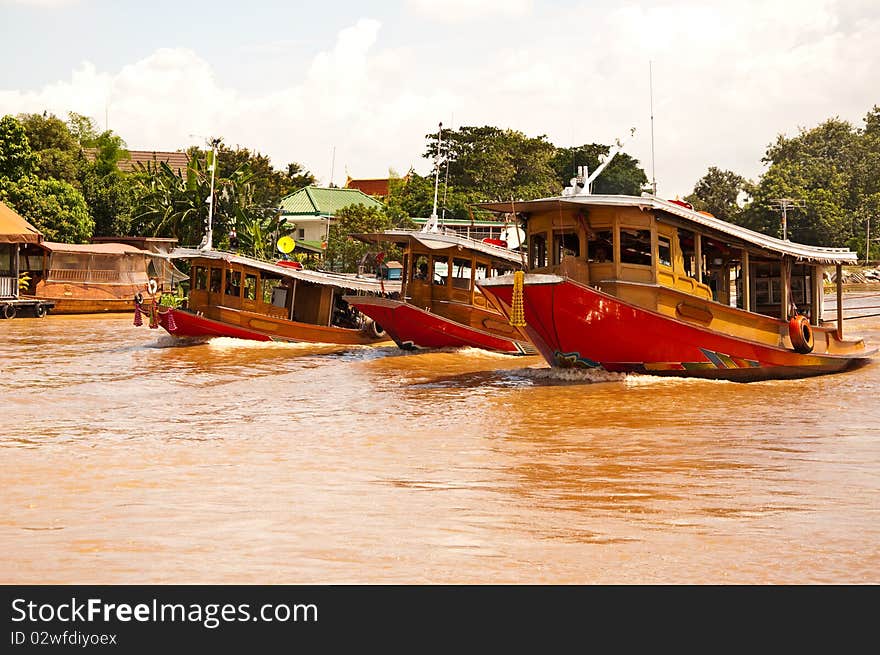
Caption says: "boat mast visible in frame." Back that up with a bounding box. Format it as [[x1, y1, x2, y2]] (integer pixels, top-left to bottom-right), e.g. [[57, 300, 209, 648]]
[[649, 61, 657, 196], [200, 137, 221, 252], [423, 122, 443, 234]]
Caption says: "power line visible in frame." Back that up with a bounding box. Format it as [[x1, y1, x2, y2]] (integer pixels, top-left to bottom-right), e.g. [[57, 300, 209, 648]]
[[770, 198, 805, 241]]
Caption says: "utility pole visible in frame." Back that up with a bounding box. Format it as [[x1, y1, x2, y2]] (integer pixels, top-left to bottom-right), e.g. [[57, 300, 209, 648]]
[[770, 198, 805, 241]]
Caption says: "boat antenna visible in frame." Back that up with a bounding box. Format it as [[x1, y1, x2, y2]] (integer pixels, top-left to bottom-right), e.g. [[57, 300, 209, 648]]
[[649, 61, 657, 196], [441, 138, 451, 221], [199, 137, 221, 251], [423, 122, 443, 233], [329, 145, 336, 188]]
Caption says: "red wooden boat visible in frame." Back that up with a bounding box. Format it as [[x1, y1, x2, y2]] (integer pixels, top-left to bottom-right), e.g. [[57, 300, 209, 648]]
[[343, 230, 534, 354], [135, 248, 399, 345], [476, 192, 875, 381]]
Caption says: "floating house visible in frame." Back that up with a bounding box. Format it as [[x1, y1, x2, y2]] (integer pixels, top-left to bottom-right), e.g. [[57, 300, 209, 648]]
[[0, 201, 53, 318]]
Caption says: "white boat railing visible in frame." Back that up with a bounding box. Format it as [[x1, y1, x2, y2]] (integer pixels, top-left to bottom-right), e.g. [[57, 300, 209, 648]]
[[0, 276, 17, 298]]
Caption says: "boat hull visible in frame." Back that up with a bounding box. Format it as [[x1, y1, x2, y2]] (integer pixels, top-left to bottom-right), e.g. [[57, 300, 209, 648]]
[[344, 295, 534, 354], [154, 305, 389, 345], [478, 274, 874, 381], [30, 296, 140, 314]]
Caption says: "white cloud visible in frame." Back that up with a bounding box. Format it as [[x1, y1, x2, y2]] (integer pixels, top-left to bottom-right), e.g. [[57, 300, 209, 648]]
[[1, 3, 878, 197], [4, 0, 81, 7], [406, 0, 533, 22]]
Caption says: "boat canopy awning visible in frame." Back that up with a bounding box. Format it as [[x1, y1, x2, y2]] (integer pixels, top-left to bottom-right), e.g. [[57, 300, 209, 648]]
[[169, 248, 400, 294], [42, 242, 147, 254], [476, 194, 859, 265], [353, 230, 526, 264], [0, 202, 42, 244]]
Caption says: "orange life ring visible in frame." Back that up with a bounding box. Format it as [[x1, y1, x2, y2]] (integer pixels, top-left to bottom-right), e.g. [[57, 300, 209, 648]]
[[788, 315, 814, 354]]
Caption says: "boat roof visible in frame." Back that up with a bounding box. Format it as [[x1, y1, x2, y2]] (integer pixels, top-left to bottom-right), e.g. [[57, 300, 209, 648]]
[[477, 194, 859, 265], [43, 241, 150, 255], [0, 201, 42, 244], [353, 229, 526, 265], [169, 248, 401, 294]]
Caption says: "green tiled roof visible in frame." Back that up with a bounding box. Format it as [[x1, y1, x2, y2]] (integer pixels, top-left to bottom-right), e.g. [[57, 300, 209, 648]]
[[296, 240, 325, 254], [279, 186, 384, 216]]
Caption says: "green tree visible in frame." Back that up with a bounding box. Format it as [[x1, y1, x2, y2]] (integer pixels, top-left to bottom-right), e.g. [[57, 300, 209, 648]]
[[550, 144, 648, 195], [236, 210, 294, 261], [424, 125, 559, 201], [81, 168, 137, 237], [0, 115, 38, 181], [741, 117, 866, 245], [66, 112, 129, 175], [284, 162, 317, 193], [67, 112, 98, 144], [384, 170, 467, 225], [851, 192, 880, 261], [130, 159, 207, 245], [18, 112, 81, 183], [0, 176, 93, 242], [684, 167, 748, 224], [326, 204, 392, 272]]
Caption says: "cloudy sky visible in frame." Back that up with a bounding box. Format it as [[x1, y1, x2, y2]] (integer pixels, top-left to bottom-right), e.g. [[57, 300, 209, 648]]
[[1, 0, 878, 197]]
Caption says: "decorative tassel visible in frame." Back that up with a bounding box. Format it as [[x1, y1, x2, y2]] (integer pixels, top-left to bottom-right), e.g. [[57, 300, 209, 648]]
[[509, 270, 527, 327], [149, 303, 159, 329], [133, 304, 143, 327]]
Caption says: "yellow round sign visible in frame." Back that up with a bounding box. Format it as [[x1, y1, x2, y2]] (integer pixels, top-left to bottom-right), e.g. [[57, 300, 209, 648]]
[[276, 236, 296, 254]]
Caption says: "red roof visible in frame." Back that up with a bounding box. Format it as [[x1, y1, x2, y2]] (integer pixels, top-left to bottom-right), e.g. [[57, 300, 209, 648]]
[[84, 148, 190, 174], [345, 177, 390, 197]]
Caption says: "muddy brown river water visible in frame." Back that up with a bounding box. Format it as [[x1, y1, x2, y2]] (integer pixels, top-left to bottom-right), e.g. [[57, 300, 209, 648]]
[[2, 296, 879, 583]]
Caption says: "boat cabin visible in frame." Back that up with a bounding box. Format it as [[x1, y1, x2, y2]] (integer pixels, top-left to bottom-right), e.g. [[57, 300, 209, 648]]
[[0, 201, 53, 318], [478, 195, 859, 349], [179, 250, 399, 330], [355, 230, 524, 325]]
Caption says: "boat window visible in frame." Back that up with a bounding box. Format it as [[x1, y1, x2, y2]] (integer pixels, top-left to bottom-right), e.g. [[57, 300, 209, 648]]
[[702, 239, 728, 301], [432, 255, 449, 286], [530, 232, 547, 268], [225, 269, 242, 296], [262, 277, 283, 304], [475, 261, 489, 281], [791, 264, 812, 312], [658, 235, 672, 268], [20, 252, 39, 271], [587, 230, 613, 263], [492, 264, 514, 277], [678, 228, 698, 280], [451, 258, 473, 290], [193, 266, 207, 290], [209, 267, 222, 293], [554, 232, 580, 264], [619, 229, 652, 266], [244, 274, 257, 301], [412, 255, 429, 282], [0, 246, 13, 275]]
